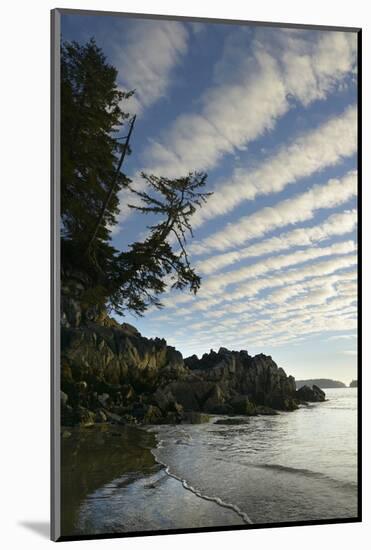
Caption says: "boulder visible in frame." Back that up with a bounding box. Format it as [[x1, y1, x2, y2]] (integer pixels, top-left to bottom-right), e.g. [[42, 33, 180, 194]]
[[296, 384, 326, 402], [74, 406, 95, 427], [181, 412, 210, 424]]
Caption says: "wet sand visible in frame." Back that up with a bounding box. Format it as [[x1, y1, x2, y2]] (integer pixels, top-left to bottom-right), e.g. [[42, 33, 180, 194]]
[[61, 423, 243, 537], [61, 424, 159, 536]]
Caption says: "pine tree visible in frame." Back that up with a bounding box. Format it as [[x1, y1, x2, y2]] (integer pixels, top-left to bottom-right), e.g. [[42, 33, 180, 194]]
[[60, 39, 210, 321]]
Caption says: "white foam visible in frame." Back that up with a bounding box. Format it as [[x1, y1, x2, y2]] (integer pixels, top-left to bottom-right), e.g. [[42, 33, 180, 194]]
[[152, 434, 253, 525]]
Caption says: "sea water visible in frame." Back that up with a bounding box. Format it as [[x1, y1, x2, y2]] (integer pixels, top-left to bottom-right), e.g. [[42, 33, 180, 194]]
[[76, 388, 358, 534]]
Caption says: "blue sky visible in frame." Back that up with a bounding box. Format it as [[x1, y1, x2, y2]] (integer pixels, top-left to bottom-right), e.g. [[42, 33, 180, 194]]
[[62, 14, 358, 383]]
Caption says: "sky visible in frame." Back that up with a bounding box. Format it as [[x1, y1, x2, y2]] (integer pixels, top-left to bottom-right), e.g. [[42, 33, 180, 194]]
[[62, 13, 358, 384]]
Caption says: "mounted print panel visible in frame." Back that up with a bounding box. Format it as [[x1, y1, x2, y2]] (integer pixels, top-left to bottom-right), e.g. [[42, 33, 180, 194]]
[[51, 8, 361, 542]]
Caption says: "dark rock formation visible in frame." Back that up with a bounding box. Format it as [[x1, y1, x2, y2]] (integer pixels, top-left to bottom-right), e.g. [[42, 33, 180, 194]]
[[61, 323, 302, 427], [349, 380, 358, 388], [296, 384, 326, 403], [214, 418, 250, 425], [296, 378, 346, 389]]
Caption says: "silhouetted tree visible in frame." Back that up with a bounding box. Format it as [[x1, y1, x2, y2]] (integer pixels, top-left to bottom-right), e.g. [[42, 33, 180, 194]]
[[60, 39, 210, 319]]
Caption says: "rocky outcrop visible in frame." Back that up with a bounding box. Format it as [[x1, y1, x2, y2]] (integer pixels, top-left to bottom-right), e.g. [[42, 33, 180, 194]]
[[61, 323, 301, 427], [296, 384, 326, 402], [175, 348, 298, 414], [349, 380, 357, 388]]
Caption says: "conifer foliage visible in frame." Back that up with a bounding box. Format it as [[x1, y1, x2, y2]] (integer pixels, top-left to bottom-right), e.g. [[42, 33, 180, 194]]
[[61, 39, 210, 317]]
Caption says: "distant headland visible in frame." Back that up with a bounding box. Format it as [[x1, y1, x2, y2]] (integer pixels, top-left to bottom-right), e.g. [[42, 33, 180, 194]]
[[296, 378, 346, 389]]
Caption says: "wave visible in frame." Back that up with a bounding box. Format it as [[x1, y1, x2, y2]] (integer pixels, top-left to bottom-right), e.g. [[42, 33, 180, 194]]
[[151, 436, 253, 525], [217, 460, 357, 491]]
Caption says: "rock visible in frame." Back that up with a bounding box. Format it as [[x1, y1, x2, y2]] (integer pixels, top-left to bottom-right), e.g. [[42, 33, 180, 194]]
[[209, 403, 234, 415], [281, 398, 299, 411], [61, 390, 68, 407], [75, 406, 95, 427], [181, 412, 210, 424], [296, 384, 326, 402], [214, 418, 249, 425], [218, 347, 232, 356], [61, 404, 74, 426], [166, 380, 216, 411], [95, 410, 107, 423], [120, 323, 141, 337], [203, 384, 225, 412], [77, 381, 88, 392], [255, 405, 279, 415], [312, 384, 326, 400], [98, 393, 110, 407], [143, 405, 163, 424], [184, 354, 199, 370], [230, 396, 257, 416], [153, 388, 176, 413], [105, 411, 125, 424], [296, 378, 346, 389], [60, 319, 310, 426]]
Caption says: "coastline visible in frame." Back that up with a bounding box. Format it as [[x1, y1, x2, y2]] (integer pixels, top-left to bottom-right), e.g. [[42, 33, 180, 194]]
[[60, 423, 159, 536], [61, 389, 357, 536], [61, 422, 244, 537]]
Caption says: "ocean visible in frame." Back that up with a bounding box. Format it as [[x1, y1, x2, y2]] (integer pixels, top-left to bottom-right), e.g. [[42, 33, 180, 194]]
[[74, 388, 358, 535]]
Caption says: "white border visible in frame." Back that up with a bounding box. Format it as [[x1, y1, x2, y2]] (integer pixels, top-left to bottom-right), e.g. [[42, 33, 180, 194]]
[[1, 1, 369, 549]]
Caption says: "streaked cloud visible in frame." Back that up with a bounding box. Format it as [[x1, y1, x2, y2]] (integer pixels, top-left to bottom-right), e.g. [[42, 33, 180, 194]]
[[197, 209, 357, 275], [192, 105, 356, 228], [190, 170, 357, 255], [113, 20, 189, 114]]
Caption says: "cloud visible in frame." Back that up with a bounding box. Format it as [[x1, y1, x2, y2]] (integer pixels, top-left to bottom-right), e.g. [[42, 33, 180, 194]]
[[190, 170, 357, 255], [269, 28, 357, 106], [113, 20, 189, 114], [115, 29, 356, 229], [197, 209, 357, 275], [141, 48, 288, 177], [198, 240, 356, 295], [160, 245, 357, 312], [141, 30, 356, 178], [192, 105, 357, 228], [343, 350, 357, 356]]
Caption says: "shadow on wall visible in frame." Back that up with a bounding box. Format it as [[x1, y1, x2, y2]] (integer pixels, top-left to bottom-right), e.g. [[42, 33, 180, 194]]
[[18, 521, 49, 539]]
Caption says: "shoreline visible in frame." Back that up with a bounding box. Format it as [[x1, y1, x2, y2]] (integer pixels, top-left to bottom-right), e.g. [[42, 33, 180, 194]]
[[61, 390, 357, 535], [61, 423, 160, 536]]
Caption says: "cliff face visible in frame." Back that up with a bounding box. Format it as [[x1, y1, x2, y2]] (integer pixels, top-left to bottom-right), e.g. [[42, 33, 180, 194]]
[[61, 323, 299, 427]]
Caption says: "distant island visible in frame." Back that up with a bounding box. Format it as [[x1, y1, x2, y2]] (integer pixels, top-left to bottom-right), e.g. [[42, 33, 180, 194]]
[[296, 378, 346, 389], [349, 380, 358, 388]]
